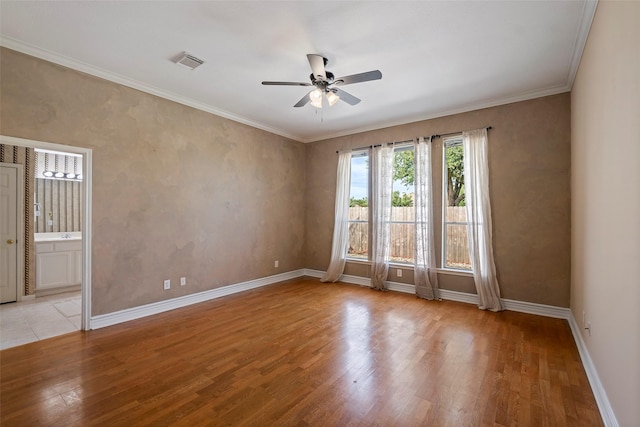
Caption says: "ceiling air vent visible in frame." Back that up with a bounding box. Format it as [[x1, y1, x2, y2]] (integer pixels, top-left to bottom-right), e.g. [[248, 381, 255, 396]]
[[175, 52, 205, 70]]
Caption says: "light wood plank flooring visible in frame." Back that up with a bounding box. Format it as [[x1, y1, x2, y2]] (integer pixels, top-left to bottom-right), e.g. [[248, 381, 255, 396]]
[[0, 277, 602, 426]]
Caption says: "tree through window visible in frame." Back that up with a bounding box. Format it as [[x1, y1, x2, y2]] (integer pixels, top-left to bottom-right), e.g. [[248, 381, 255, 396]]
[[443, 137, 471, 270], [390, 147, 415, 263]]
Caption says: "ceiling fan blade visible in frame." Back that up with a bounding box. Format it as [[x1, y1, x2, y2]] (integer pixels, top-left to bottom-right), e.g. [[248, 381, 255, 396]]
[[333, 88, 361, 106], [333, 70, 382, 86], [294, 91, 312, 108], [262, 81, 312, 86], [307, 54, 326, 80]]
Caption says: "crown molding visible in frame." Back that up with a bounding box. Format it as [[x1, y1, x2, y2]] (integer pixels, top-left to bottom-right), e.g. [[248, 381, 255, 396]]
[[566, 0, 599, 89], [1, 0, 596, 147], [0, 36, 301, 143]]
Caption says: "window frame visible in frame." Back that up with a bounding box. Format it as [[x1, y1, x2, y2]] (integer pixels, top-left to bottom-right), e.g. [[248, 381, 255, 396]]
[[346, 150, 370, 261], [441, 135, 472, 272], [388, 143, 415, 265], [345, 144, 418, 264]]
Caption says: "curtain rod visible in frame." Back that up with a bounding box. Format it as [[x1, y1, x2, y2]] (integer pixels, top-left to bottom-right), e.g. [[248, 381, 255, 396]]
[[432, 126, 492, 139], [335, 127, 492, 153], [335, 139, 417, 154]]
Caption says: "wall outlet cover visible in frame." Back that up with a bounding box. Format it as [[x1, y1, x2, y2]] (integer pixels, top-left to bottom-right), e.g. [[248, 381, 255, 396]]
[[163, 279, 170, 290], [180, 277, 186, 286]]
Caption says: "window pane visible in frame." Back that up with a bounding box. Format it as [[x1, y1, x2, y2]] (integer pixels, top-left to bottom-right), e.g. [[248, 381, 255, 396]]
[[392, 148, 414, 207], [445, 206, 467, 222], [389, 222, 415, 263], [390, 147, 415, 263], [444, 143, 465, 208], [444, 223, 471, 270], [348, 222, 368, 259], [349, 155, 368, 210], [443, 139, 471, 270], [348, 153, 368, 259]]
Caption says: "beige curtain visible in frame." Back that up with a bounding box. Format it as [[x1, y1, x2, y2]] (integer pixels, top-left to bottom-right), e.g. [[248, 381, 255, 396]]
[[370, 145, 394, 290], [321, 151, 352, 282], [462, 129, 504, 311], [414, 137, 439, 300]]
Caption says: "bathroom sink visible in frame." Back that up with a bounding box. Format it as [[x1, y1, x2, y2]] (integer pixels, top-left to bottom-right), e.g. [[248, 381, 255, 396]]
[[34, 232, 82, 242]]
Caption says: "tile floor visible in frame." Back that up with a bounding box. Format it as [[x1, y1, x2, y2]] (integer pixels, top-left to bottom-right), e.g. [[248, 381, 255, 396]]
[[0, 291, 82, 350]]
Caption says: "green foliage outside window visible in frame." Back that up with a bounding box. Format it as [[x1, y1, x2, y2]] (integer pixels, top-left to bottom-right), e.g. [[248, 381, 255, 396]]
[[445, 145, 465, 207], [350, 197, 368, 207], [393, 146, 466, 207]]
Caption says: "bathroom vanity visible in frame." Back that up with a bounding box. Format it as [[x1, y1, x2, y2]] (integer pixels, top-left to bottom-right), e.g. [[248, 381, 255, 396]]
[[35, 232, 82, 292]]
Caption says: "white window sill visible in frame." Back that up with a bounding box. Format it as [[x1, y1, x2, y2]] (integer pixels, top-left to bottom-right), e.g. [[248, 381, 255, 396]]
[[345, 258, 370, 266], [435, 268, 473, 278], [345, 259, 474, 277]]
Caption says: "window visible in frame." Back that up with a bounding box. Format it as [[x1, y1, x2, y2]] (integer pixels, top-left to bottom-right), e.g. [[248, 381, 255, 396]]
[[348, 152, 368, 260], [343, 138, 473, 272], [347, 146, 416, 264], [442, 137, 471, 270]]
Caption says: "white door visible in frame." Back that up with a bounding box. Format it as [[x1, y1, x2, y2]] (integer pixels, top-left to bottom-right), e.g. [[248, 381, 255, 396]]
[[0, 165, 18, 303]]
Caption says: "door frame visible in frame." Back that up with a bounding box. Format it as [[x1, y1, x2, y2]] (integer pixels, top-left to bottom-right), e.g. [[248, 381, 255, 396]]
[[0, 162, 24, 303], [1, 135, 92, 330]]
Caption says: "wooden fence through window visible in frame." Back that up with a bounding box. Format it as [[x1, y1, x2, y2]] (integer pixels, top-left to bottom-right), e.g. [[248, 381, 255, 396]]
[[347, 206, 471, 267]]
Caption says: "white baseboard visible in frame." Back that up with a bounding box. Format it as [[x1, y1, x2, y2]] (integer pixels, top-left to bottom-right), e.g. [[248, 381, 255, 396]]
[[90, 269, 306, 329], [303, 269, 324, 279], [304, 269, 571, 319], [568, 314, 619, 427], [304, 269, 371, 287]]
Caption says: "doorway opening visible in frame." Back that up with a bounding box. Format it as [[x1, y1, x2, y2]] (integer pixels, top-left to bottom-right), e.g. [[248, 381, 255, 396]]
[[0, 135, 92, 349]]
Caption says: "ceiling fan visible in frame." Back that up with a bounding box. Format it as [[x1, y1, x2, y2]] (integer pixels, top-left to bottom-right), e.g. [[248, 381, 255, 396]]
[[262, 54, 382, 108]]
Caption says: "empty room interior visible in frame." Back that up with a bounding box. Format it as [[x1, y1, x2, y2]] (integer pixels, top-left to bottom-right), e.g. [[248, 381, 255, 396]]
[[0, 1, 638, 426]]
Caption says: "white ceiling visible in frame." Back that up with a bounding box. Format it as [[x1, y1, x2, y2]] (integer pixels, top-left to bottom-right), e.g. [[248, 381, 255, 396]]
[[0, 1, 596, 143]]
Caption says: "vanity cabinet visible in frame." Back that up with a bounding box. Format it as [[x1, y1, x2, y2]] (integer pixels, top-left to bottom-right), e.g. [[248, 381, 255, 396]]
[[35, 240, 82, 289]]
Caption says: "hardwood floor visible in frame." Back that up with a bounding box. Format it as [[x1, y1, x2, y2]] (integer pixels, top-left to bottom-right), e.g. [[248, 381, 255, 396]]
[[0, 277, 602, 426]]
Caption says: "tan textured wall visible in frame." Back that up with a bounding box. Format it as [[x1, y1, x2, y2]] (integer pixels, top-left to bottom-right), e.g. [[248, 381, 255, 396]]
[[306, 93, 571, 307], [571, 1, 640, 424], [0, 48, 306, 315]]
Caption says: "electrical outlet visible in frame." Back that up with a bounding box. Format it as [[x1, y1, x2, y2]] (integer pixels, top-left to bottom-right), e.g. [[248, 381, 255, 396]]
[[180, 277, 186, 286], [274, 260, 279, 268], [397, 269, 403, 277], [163, 279, 170, 290]]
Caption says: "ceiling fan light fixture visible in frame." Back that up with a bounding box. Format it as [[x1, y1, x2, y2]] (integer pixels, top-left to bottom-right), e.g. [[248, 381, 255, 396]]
[[309, 89, 323, 108], [263, 54, 381, 109], [326, 91, 340, 106]]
